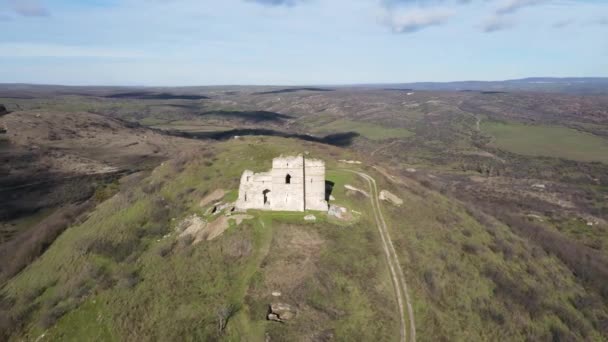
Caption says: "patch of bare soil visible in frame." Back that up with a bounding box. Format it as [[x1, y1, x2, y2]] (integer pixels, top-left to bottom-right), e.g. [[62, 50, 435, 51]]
[[205, 214, 252, 241], [178, 213, 252, 243], [199, 189, 225, 208]]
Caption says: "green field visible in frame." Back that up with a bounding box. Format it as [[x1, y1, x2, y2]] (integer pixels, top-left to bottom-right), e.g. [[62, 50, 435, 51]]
[[314, 119, 413, 141], [482, 121, 608, 163]]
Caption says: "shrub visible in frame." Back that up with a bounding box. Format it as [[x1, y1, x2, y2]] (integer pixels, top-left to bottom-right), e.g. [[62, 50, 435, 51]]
[[85, 237, 140, 262], [462, 242, 480, 255], [483, 264, 544, 316], [422, 269, 439, 297]]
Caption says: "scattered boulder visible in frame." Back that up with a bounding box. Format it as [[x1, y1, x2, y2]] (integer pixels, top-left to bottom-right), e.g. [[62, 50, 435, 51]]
[[177, 214, 207, 238], [206, 201, 234, 216], [329, 195, 336, 201], [304, 214, 316, 222], [268, 313, 281, 322], [0, 104, 8, 116], [531, 183, 546, 190], [272, 291, 282, 297], [338, 159, 362, 165], [379, 190, 403, 206], [199, 189, 225, 208], [406, 168, 416, 173], [328, 204, 352, 221], [268, 303, 297, 322], [177, 213, 252, 243], [344, 184, 369, 197]]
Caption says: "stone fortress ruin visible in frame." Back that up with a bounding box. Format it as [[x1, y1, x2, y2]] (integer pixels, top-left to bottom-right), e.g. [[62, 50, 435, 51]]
[[236, 155, 328, 212]]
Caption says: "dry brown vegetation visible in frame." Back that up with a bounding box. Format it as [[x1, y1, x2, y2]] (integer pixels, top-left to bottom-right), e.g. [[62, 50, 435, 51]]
[[0, 201, 94, 283]]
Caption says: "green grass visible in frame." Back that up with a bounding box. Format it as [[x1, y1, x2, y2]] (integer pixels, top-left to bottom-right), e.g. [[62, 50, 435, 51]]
[[372, 171, 607, 341], [4, 134, 606, 341], [482, 121, 608, 163], [314, 119, 414, 141], [1, 137, 396, 341]]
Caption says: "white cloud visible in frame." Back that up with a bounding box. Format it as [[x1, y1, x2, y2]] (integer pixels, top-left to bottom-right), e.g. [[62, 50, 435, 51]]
[[382, 7, 453, 33], [496, 0, 546, 16]]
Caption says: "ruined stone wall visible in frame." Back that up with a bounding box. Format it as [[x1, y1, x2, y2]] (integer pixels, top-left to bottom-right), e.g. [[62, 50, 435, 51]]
[[235, 170, 273, 210], [235, 155, 328, 212], [270, 155, 305, 211], [304, 158, 328, 211]]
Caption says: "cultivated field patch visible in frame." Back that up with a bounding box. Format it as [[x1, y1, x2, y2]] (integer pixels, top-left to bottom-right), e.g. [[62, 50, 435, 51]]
[[482, 121, 608, 163]]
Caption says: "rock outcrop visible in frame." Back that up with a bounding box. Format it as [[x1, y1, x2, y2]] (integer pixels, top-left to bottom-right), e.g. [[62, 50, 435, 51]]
[[379, 190, 403, 206], [268, 303, 297, 322], [344, 184, 369, 198], [0, 104, 8, 116], [328, 204, 352, 221], [304, 214, 316, 222]]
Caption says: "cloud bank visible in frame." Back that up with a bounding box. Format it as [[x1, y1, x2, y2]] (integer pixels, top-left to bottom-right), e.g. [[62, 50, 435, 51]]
[[496, 0, 547, 16], [383, 8, 453, 33]]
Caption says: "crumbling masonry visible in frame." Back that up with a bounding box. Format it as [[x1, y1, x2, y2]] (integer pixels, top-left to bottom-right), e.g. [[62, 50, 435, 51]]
[[236, 155, 328, 212]]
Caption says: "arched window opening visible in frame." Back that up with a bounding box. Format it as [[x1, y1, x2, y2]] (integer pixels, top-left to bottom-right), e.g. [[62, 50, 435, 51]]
[[263, 189, 271, 205], [285, 174, 291, 184]]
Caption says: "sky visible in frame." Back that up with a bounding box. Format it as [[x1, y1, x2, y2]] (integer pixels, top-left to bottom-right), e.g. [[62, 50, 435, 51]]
[[0, 0, 607, 85]]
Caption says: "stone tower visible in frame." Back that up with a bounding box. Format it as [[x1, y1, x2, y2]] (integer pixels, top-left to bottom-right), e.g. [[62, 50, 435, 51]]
[[235, 155, 328, 212]]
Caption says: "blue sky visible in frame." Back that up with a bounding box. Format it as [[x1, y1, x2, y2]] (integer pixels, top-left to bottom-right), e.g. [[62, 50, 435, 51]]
[[0, 0, 606, 85]]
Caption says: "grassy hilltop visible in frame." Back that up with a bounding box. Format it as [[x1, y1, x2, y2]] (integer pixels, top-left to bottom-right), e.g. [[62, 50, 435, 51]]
[[1, 136, 606, 341]]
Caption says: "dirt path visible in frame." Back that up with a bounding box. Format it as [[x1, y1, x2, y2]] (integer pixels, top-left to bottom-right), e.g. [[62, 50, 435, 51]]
[[371, 140, 400, 157], [342, 169, 416, 342]]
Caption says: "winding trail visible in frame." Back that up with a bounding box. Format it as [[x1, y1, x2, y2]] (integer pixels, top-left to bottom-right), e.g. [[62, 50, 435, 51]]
[[342, 169, 416, 342], [371, 140, 401, 157]]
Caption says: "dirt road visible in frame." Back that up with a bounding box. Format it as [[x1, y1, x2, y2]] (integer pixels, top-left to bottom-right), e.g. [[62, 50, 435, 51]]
[[344, 169, 416, 342]]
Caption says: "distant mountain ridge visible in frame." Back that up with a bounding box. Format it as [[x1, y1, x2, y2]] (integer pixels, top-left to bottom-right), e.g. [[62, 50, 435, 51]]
[[1, 77, 607, 95], [359, 77, 608, 94]]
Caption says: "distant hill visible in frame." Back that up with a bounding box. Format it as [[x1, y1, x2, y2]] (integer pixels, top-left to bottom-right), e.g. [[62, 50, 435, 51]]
[[2, 77, 608, 96], [359, 77, 608, 94]]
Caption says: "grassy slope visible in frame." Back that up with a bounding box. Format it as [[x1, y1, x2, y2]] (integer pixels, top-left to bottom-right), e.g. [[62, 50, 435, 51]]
[[371, 170, 608, 341], [482, 121, 608, 164], [3, 134, 608, 341], [1, 137, 400, 341]]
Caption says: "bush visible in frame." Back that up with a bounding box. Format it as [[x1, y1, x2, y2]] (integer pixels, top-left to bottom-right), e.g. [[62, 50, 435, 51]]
[[462, 242, 480, 255], [85, 237, 140, 262], [483, 264, 544, 316], [422, 269, 439, 297]]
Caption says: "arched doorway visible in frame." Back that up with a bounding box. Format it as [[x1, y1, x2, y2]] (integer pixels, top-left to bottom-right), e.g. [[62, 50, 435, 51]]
[[285, 174, 291, 184], [263, 189, 271, 205]]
